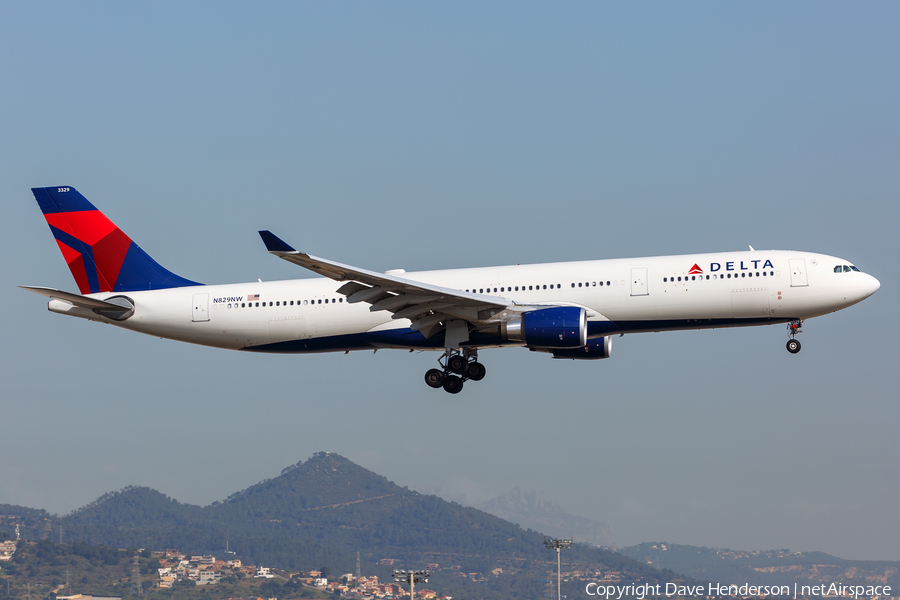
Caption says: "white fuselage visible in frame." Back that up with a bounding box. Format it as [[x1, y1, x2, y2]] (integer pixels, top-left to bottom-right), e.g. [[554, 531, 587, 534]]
[[48, 250, 879, 353]]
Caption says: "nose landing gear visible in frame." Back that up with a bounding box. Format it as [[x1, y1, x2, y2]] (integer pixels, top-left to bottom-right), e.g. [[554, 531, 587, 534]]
[[423, 348, 487, 393], [786, 320, 803, 354]]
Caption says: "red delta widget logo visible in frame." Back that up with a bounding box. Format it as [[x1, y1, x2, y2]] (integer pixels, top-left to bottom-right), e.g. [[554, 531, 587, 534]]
[[692, 259, 775, 273]]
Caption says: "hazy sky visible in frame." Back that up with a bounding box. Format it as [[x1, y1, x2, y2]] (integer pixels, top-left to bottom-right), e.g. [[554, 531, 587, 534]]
[[2, 2, 897, 561]]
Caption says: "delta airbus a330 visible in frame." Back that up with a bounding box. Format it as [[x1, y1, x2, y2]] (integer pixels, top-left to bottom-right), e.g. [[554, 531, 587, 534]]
[[24, 186, 880, 394]]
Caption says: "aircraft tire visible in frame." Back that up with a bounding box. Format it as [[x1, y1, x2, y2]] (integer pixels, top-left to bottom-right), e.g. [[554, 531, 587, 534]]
[[465, 361, 486, 381], [786, 339, 801, 354], [447, 355, 466, 374], [425, 368, 445, 388], [443, 375, 464, 394]]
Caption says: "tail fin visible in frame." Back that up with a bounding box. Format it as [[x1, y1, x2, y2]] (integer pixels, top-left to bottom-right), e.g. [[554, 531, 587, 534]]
[[32, 186, 201, 294]]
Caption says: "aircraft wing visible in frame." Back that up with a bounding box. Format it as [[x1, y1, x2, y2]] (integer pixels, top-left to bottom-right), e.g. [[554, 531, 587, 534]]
[[259, 231, 513, 340]]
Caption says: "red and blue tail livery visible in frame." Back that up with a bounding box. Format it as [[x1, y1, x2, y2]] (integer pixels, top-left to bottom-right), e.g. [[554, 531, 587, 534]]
[[32, 186, 201, 293]]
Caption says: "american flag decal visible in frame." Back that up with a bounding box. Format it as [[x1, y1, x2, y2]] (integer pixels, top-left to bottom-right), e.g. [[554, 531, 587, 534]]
[[248, 294, 259, 301]]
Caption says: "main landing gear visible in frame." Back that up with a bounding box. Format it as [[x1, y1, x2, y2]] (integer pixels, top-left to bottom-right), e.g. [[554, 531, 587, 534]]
[[424, 348, 486, 394], [786, 320, 803, 354]]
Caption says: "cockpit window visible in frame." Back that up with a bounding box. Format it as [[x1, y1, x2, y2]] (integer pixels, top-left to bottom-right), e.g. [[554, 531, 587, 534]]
[[835, 264, 862, 273]]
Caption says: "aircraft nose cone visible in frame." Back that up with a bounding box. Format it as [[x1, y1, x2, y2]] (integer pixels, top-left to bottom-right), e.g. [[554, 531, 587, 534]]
[[864, 274, 880, 297]]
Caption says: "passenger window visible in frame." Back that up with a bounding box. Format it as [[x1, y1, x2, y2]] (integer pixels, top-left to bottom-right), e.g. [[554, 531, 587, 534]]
[[606, 281, 610, 286], [578, 283, 582, 287], [318, 299, 321, 304], [705, 275, 709, 280]]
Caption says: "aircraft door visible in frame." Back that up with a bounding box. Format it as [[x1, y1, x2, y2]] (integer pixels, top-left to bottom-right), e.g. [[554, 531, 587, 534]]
[[630, 267, 648, 296], [192, 293, 210, 322], [789, 259, 808, 287]]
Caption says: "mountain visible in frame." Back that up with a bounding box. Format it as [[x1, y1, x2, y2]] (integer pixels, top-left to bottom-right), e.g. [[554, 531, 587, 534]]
[[619, 542, 900, 590], [474, 487, 617, 547], [14, 452, 681, 599]]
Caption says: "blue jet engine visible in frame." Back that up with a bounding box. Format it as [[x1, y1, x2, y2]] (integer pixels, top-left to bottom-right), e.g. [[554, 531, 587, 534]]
[[501, 306, 587, 349]]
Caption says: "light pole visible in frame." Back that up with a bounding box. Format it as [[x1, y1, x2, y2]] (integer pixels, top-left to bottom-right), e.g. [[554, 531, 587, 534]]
[[544, 537, 573, 600], [392, 568, 430, 600]]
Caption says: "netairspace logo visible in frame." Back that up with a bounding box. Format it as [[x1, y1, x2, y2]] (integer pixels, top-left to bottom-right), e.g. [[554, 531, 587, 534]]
[[584, 582, 892, 599]]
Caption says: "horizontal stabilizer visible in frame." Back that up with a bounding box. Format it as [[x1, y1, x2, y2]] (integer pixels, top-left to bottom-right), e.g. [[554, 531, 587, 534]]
[[20, 286, 128, 310]]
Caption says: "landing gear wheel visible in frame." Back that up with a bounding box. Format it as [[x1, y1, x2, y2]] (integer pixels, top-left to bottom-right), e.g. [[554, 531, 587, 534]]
[[425, 368, 445, 388], [786, 339, 801, 354], [447, 354, 466, 374], [443, 375, 464, 394], [464, 361, 486, 381]]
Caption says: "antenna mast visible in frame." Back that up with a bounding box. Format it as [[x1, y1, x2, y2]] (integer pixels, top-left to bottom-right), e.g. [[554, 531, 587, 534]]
[[130, 554, 145, 598]]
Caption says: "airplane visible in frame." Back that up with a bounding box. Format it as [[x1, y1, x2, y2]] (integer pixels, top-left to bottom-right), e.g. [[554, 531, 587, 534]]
[[23, 186, 880, 394]]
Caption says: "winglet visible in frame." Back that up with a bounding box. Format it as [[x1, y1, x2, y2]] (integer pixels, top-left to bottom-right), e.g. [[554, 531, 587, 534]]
[[258, 230, 297, 253]]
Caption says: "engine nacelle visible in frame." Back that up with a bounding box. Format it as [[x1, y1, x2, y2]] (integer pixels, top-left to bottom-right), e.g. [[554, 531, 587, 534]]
[[551, 335, 613, 360], [501, 307, 587, 349]]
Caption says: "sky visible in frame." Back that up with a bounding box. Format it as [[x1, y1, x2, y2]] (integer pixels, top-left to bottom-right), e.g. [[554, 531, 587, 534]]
[[1, 2, 898, 562]]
